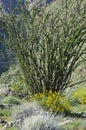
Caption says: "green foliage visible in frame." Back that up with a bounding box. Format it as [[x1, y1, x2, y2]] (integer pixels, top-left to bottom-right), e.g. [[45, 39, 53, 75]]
[[0, 64, 29, 95], [63, 119, 86, 130], [9, 75, 28, 95], [0, 108, 12, 116], [7, 127, 18, 130], [32, 90, 72, 114], [2, 96, 22, 105], [72, 87, 86, 104], [1, 0, 86, 94], [63, 120, 81, 130], [0, 65, 19, 84]]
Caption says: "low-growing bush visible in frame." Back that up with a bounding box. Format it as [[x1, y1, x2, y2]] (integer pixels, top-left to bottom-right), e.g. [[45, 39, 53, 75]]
[[32, 90, 72, 114], [7, 127, 18, 130], [63, 119, 86, 130], [12, 101, 42, 120], [0, 64, 29, 96], [72, 87, 86, 104], [0, 108, 12, 116], [2, 96, 22, 105], [12, 102, 62, 130], [21, 114, 62, 130]]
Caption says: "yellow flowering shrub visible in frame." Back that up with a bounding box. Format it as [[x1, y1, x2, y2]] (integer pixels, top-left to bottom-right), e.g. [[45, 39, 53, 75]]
[[32, 90, 72, 114], [72, 87, 86, 104]]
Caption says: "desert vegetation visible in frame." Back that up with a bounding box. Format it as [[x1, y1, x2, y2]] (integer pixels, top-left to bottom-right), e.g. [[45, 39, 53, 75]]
[[0, 0, 86, 130]]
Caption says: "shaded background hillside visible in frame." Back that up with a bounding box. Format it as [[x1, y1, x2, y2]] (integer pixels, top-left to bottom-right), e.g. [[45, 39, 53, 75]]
[[0, 0, 53, 75]]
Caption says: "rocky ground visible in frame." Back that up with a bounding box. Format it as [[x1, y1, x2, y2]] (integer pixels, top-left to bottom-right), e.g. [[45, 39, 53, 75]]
[[0, 83, 86, 130]]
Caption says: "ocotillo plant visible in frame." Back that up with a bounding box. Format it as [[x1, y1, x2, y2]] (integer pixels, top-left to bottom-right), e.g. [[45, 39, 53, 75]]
[[1, 0, 86, 94]]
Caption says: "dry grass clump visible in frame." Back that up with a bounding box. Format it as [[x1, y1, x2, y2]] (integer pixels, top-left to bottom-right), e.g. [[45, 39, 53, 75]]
[[12, 101, 63, 130], [21, 114, 62, 130]]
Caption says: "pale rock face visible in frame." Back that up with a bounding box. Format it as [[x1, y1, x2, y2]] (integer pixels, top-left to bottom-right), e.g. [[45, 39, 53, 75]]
[[0, 84, 10, 96]]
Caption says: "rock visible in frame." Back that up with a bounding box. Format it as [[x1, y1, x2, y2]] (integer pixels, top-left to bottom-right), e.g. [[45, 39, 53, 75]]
[[0, 84, 10, 88], [82, 113, 86, 118], [0, 119, 7, 124], [0, 104, 7, 109], [0, 103, 12, 109], [0, 86, 11, 96], [2, 119, 22, 130], [59, 119, 73, 126]]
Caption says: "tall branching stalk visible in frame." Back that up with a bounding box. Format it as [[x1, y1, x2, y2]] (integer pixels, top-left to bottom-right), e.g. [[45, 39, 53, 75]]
[[1, 0, 86, 94]]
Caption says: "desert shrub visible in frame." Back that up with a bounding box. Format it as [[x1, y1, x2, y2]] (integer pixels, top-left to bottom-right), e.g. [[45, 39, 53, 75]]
[[9, 76, 29, 96], [72, 87, 86, 104], [1, 0, 86, 95], [12, 102, 42, 120], [12, 102, 62, 130], [2, 96, 22, 105], [0, 64, 20, 84], [32, 90, 72, 114], [21, 114, 62, 130], [0, 108, 12, 116], [0, 64, 29, 96], [79, 120, 86, 130], [7, 127, 18, 130], [63, 119, 86, 130]]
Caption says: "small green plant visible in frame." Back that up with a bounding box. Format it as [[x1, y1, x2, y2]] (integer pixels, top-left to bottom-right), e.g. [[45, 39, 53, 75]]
[[7, 127, 18, 130], [63, 120, 80, 130], [0, 64, 20, 84], [2, 96, 22, 105], [72, 87, 86, 104], [10, 77, 28, 96], [63, 119, 86, 130], [32, 90, 72, 114], [0, 108, 12, 116], [0, 64, 29, 96]]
